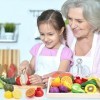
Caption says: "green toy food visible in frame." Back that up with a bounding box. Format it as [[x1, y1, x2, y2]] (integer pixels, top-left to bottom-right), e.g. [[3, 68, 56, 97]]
[[71, 83, 85, 93]]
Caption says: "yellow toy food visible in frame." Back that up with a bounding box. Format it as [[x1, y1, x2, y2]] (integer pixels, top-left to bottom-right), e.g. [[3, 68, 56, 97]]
[[4, 91, 13, 99], [13, 89, 22, 99]]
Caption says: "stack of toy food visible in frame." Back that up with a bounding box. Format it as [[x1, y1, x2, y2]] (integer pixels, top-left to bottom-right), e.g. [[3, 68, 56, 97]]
[[48, 71, 100, 93]]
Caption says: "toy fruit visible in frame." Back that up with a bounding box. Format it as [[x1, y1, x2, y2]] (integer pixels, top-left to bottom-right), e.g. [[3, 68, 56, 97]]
[[51, 77, 61, 87], [71, 83, 85, 93], [26, 88, 35, 98], [59, 85, 69, 93], [16, 73, 31, 85], [49, 86, 60, 93], [61, 76, 73, 85], [85, 84, 97, 93], [35, 87, 44, 97], [4, 91, 13, 99], [63, 81, 72, 90], [52, 71, 73, 78], [74, 76, 83, 84], [13, 89, 22, 99]]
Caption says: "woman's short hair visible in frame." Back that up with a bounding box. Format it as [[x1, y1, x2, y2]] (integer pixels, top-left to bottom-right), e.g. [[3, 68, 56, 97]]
[[61, 0, 100, 31]]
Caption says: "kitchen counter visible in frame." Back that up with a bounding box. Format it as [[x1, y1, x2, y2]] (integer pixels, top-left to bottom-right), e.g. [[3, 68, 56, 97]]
[[0, 88, 100, 100]]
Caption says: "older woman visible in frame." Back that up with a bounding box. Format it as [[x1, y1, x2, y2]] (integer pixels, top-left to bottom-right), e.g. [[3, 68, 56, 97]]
[[61, 0, 100, 77]]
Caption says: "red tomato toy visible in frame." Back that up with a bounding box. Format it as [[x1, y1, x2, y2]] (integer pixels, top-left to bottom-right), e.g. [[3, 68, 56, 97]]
[[35, 87, 44, 97]]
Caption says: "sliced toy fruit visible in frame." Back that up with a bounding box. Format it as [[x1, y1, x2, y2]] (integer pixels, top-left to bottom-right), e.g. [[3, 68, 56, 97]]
[[61, 76, 73, 85], [26, 88, 35, 98], [72, 83, 85, 93], [85, 84, 97, 93], [13, 89, 22, 99]]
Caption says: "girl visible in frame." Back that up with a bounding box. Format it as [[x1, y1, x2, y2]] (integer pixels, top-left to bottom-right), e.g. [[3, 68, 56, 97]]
[[19, 9, 73, 84]]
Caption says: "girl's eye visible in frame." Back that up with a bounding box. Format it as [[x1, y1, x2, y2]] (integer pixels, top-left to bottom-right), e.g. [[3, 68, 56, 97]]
[[40, 33, 44, 36], [49, 33, 53, 36]]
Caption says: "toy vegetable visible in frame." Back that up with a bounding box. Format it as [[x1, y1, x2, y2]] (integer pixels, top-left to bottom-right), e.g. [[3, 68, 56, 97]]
[[35, 87, 44, 97], [81, 79, 97, 87]]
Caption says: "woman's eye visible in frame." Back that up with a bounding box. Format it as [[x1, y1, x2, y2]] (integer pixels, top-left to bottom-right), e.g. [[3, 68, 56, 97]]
[[77, 20, 83, 23]]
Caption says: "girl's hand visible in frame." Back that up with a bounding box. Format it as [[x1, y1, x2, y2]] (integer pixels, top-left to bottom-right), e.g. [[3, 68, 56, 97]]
[[42, 72, 55, 84], [29, 74, 43, 84], [18, 60, 29, 75]]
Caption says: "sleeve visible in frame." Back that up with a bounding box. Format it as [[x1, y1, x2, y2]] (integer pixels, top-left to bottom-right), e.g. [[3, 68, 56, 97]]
[[92, 34, 100, 77], [61, 47, 73, 64], [30, 43, 42, 57]]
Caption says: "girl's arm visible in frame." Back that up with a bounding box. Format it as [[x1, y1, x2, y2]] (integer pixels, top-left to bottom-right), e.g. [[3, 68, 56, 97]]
[[27, 56, 35, 75], [18, 56, 35, 75]]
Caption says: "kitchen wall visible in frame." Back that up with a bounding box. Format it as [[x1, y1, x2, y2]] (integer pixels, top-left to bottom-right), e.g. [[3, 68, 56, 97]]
[[0, 0, 67, 62]]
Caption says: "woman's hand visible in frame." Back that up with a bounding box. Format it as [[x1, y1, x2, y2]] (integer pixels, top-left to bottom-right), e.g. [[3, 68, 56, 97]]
[[29, 74, 43, 85], [18, 60, 29, 75]]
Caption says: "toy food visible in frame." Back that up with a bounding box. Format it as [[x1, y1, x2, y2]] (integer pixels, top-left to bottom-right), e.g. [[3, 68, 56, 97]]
[[52, 71, 73, 78], [16, 73, 31, 85], [4, 91, 13, 99], [4, 83, 14, 92], [85, 84, 97, 93], [59, 85, 69, 93], [35, 87, 44, 97], [13, 89, 22, 99], [51, 77, 61, 87], [49, 86, 60, 93], [71, 83, 85, 93], [81, 79, 97, 87], [26, 88, 35, 98]]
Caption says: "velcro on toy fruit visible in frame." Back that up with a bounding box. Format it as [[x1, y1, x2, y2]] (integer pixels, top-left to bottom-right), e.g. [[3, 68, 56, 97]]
[[26, 88, 35, 98]]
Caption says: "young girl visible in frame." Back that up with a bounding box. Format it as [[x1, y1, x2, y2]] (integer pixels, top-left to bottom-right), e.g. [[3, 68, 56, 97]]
[[19, 9, 73, 84]]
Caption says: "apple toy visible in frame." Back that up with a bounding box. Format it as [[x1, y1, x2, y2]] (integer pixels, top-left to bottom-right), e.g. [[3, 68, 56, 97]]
[[16, 71, 31, 85]]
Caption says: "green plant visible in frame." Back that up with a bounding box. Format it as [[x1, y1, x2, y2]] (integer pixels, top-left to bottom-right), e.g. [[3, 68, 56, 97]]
[[4, 23, 16, 33], [65, 19, 69, 25]]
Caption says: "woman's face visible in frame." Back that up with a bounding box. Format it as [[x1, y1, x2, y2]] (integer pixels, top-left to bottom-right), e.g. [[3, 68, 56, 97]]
[[38, 23, 62, 49], [67, 7, 92, 39]]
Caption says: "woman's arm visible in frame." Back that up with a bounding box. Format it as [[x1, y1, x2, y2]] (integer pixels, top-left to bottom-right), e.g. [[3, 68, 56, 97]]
[[58, 60, 70, 71]]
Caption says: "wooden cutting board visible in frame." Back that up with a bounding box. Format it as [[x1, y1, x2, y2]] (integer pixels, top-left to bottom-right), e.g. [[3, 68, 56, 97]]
[[14, 83, 46, 89]]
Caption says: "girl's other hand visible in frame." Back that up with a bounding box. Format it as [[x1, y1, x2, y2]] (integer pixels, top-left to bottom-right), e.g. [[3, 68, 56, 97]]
[[29, 74, 43, 85], [42, 72, 55, 84], [18, 60, 29, 75]]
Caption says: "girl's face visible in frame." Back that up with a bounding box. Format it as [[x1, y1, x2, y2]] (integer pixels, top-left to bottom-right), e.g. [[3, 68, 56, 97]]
[[67, 7, 92, 39], [38, 23, 63, 49]]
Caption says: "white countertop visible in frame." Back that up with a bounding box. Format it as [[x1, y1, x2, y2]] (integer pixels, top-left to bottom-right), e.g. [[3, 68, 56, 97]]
[[0, 89, 100, 100]]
